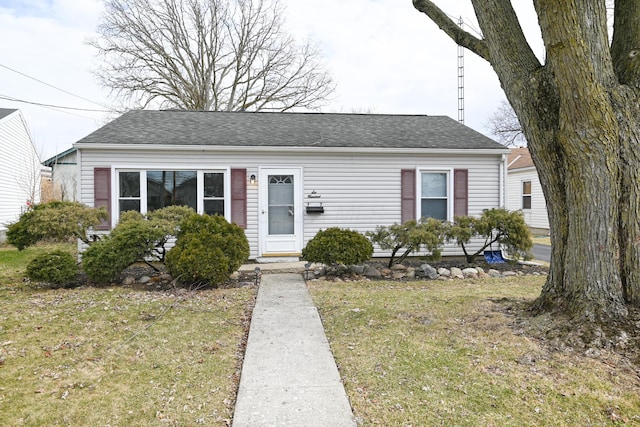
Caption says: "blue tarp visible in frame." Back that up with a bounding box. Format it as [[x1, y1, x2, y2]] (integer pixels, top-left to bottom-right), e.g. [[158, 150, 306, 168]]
[[484, 250, 506, 263]]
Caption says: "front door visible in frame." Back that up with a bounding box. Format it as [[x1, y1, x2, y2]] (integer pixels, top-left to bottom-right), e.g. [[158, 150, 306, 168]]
[[259, 168, 303, 257]]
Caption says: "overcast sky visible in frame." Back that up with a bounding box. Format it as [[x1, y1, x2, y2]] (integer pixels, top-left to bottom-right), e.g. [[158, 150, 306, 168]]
[[0, 0, 541, 161]]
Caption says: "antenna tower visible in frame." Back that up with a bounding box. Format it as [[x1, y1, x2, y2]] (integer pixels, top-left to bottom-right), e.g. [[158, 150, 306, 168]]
[[457, 16, 464, 124]]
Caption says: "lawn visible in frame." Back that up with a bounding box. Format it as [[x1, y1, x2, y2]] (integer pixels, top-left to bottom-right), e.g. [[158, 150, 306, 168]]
[[309, 277, 640, 426], [0, 244, 256, 426]]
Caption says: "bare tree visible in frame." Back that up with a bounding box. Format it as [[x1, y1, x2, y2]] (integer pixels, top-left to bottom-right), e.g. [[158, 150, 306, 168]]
[[486, 100, 526, 147], [413, 0, 640, 334], [91, 0, 334, 111]]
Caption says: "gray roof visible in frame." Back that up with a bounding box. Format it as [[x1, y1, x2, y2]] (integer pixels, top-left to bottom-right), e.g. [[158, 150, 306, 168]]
[[76, 110, 505, 150], [0, 108, 18, 121]]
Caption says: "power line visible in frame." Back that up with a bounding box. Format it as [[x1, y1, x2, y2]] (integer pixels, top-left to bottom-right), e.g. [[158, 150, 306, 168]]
[[0, 62, 110, 109], [0, 94, 110, 113]]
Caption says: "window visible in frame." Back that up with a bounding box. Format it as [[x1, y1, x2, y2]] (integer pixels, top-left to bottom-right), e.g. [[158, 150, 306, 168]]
[[117, 169, 226, 217], [203, 172, 225, 216], [421, 171, 449, 220], [522, 180, 532, 209]]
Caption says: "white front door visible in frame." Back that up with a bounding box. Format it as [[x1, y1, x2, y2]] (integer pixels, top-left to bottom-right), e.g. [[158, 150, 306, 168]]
[[259, 168, 303, 257]]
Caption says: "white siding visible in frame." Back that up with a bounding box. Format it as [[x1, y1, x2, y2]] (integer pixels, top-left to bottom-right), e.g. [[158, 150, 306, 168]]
[[506, 167, 549, 231], [0, 111, 41, 235], [79, 148, 504, 259]]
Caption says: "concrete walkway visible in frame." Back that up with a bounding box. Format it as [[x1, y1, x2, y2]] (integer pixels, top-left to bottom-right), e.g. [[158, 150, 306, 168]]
[[232, 273, 356, 427]]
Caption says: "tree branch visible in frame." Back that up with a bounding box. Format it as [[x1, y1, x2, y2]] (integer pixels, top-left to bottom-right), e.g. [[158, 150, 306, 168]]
[[412, 0, 490, 61]]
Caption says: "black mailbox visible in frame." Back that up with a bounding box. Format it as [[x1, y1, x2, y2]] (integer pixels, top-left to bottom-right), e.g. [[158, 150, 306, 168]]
[[306, 205, 324, 214]]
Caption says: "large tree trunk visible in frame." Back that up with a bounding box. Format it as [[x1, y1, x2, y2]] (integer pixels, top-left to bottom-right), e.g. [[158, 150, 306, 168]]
[[413, 0, 640, 327]]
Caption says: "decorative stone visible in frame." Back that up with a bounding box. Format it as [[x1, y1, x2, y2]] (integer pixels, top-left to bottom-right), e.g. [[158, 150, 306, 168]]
[[488, 269, 502, 277], [405, 267, 416, 279], [349, 265, 365, 275], [450, 267, 463, 278], [476, 267, 485, 274], [503, 271, 518, 277], [138, 276, 151, 284], [416, 264, 438, 279], [437, 268, 451, 277], [390, 264, 407, 271], [229, 272, 240, 280], [392, 271, 406, 279], [122, 276, 135, 285], [462, 268, 478, 276], [363, 266, 382, 278], [478, 272, 490, 279]]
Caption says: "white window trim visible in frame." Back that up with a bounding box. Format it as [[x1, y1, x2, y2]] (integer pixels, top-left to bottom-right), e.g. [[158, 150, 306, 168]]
[[417, 168, 454, 222], [111, 165, 231, 226]]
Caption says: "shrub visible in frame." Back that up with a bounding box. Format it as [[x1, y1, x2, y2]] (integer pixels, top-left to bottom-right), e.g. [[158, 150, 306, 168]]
[[165, 233, 230, 286], [81, 221, 160, 284], [166, 214, 249, 287], [447, 208, 533, 263], [302, 227, 373, 266], [366, 218, 447, 268], [26, 250, 78, 285], [6, 201, 108, 250]]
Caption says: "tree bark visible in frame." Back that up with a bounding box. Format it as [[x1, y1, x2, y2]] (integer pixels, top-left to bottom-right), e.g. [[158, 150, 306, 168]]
[[413, 0, 640, 325]]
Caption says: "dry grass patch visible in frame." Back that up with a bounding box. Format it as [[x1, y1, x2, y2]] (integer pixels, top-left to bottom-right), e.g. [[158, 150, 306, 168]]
[[309, 277, 640, 426], [0, 245, 255, 426]]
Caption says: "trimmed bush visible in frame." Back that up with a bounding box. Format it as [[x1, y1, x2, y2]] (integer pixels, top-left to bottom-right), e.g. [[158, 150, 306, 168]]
[[447, 208, 533, 263], [6, 201, 108, 250], [166, 214, 249, 287], [302, 227, 373, 266], [165, 233, 230, 286], [366, 218, 447, 268], [26, 250, 78, 285]]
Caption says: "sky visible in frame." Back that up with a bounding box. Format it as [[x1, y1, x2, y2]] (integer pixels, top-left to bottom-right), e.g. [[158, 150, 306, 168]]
[[0, 0, 542, 161]]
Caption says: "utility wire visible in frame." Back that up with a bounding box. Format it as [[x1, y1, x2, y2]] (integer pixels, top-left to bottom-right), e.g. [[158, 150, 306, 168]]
[[0, 94, 110, 113], [0, 62, 110, 109]]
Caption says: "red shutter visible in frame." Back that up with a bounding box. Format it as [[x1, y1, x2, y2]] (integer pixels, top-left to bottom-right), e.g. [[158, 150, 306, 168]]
[[401, 169, 416, 223], [94, 168, 111, 230], [231, 169, 247, 228], [453, 169, 468, 217]]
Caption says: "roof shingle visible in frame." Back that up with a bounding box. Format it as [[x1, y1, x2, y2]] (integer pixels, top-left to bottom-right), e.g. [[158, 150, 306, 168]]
[[76, 110, 505, 150]]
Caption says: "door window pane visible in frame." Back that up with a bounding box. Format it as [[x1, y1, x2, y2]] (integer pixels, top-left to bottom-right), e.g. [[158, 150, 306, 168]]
[[268, 175, 294, 235]]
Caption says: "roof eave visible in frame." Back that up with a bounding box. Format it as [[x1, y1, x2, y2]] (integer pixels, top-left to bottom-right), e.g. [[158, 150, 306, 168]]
[[73, 143, 510, 155]]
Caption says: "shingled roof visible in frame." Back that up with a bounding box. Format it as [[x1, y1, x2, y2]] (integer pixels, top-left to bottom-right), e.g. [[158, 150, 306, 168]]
[[0, 108, 18, 121], [75, 110, 505, 150]]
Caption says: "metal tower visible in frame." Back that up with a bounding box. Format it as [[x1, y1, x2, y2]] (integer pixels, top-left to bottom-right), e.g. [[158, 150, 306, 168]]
[[457, 16, 464, 124]]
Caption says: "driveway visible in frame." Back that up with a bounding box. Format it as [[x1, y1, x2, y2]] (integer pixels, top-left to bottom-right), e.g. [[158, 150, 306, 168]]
[[531, 243, 551, 262]]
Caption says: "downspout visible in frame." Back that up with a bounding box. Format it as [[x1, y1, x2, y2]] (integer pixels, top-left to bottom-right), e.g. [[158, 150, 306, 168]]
[[499, 154, 507, 208]]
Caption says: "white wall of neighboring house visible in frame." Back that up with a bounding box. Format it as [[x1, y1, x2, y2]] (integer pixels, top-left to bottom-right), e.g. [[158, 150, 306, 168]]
[[0, 109, 41, 241], [507, 156, 550, 233]]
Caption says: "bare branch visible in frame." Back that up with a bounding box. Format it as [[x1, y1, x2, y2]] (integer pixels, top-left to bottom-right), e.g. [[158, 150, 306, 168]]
[[412, 0, 490, 61], [90, 0, 335, 111]]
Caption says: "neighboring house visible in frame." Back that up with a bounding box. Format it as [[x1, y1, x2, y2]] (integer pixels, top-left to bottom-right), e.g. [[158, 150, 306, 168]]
[[74, 111, 510, 260], [0, 108, 41, 242], [506, 147, 549, 233], [42, 147, 79, 201]]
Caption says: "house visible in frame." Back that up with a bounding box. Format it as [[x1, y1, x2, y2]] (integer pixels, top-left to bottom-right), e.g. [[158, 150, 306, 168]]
[[42, 147, 79, 201], [506, 147, 549, 233], [0, 108, 41, 242], [74, 110, 510, 260]]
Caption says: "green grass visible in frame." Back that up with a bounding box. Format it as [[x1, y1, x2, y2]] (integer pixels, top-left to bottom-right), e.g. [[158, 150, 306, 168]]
[[0, 244, 256, 426], [309, 278, 640, 426]]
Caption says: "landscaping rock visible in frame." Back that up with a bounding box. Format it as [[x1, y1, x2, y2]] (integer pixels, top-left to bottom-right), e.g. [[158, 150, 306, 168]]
[[437, 268, 451, 277], [416, 264, 439, 279], [450, 267, 464, 278], [363, 266, 382, 278]]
